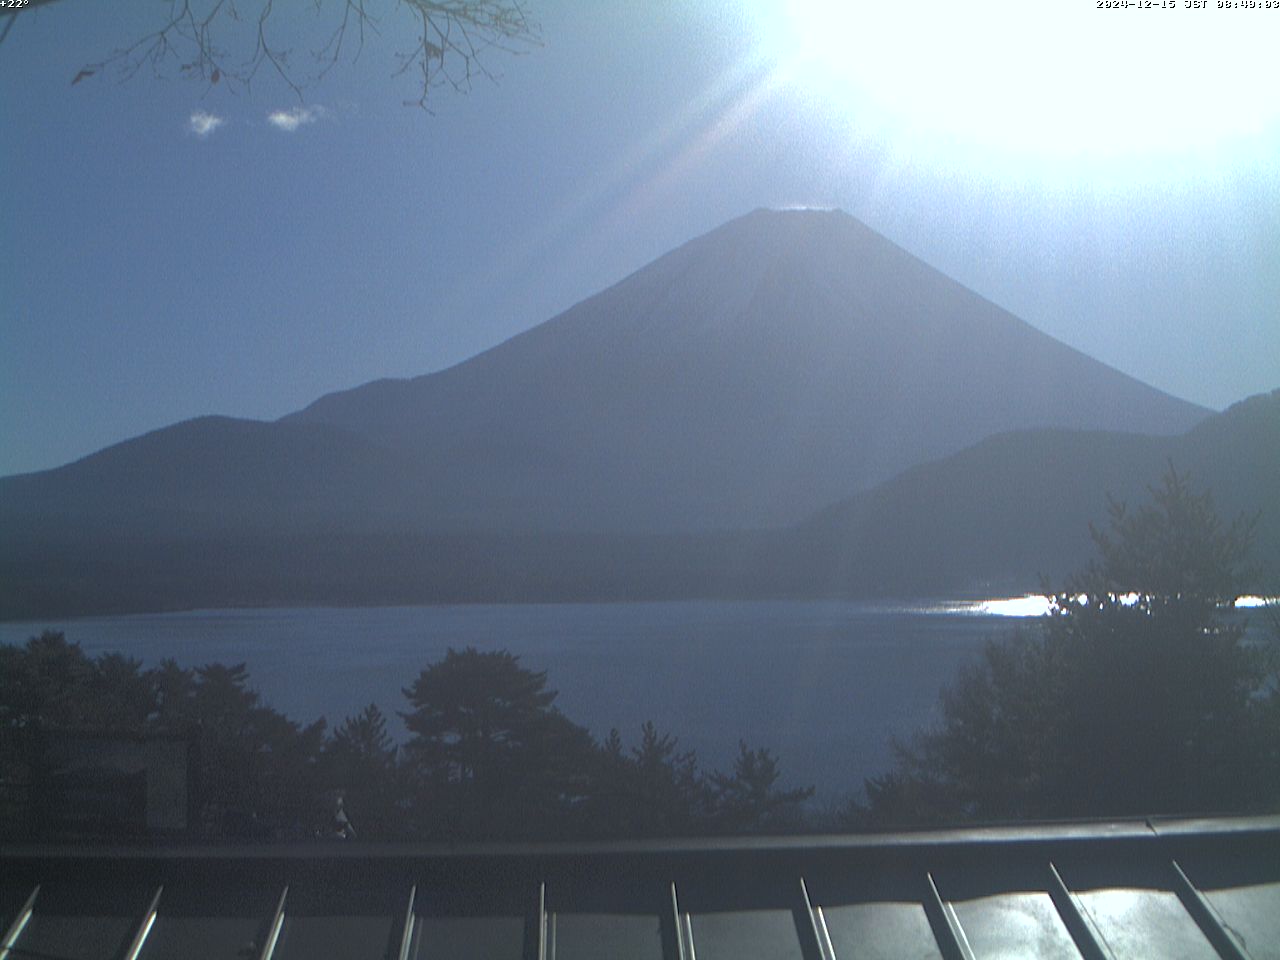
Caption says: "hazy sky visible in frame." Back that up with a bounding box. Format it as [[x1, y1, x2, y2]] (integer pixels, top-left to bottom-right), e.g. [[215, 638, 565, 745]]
[[2, 0, 1277, 477]]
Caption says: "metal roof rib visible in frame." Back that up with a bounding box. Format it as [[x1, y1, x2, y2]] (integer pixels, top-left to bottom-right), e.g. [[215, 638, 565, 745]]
[[397, 884, 417, 960], [924, 871, 976, 960], [122, 885, 162, 960], [0, 885, 38, 960], [1047, 860, 1114, 960], [1170, 859, 1252, 960], [0, 815, 1276, 958], [257, 885, 287, 960], [799, 877, 835, 960]]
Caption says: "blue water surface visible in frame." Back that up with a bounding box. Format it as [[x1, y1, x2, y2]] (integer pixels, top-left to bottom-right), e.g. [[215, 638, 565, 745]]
[[0, 600, 1032, 800]]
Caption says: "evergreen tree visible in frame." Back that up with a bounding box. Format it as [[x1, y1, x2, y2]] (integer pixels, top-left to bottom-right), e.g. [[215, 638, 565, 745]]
[[400, 647, 596, 838], [861, 467, 1275, 824], [320, 704, 400, 838], [711, 742, 815, 834], [586, 722, 713, 836], [0, 635, 328, 839], [1, 636, 818, 840]]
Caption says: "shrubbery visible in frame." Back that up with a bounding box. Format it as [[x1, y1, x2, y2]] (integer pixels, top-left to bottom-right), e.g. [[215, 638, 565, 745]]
[[857, 468, 1279, 826], [0, 636, 812, 841]]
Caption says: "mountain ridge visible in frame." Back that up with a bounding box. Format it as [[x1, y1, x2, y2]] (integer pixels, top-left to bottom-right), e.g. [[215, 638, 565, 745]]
[[280, 207, 1208, 531], [0, 206, 1236, 618], [792, 387, 1280, 594], [1, 389, 1272, 620]]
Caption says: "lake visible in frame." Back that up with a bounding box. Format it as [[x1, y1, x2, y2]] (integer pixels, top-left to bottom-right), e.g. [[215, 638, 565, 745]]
[[0, 600, 1050, 800]]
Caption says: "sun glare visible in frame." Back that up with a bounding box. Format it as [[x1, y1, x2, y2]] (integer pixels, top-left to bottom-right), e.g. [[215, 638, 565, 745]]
[[765, 0, 1278, 162], [975, 595, 1055, 617]]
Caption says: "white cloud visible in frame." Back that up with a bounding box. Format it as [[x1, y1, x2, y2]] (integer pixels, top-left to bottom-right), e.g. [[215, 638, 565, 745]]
[[188, 111, 225, 138], [266, 105, 324, 132]]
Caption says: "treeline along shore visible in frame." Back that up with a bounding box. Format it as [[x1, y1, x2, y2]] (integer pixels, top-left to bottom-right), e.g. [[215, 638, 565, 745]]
[[2, 469, 1277, 841]]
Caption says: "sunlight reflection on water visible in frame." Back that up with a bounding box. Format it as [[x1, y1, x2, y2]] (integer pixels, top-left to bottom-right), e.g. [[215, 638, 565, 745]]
[[1, 596, 1271, 798], [927, 594, 1275, 618], [919, 595, 1052, 618]]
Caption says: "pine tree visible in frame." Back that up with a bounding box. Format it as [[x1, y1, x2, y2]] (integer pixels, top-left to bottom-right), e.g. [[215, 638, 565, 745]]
[[862, 467, 1274, 824]]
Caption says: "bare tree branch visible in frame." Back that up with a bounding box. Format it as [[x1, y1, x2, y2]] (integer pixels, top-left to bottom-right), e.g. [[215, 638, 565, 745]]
[[2, 0, 539, 107]]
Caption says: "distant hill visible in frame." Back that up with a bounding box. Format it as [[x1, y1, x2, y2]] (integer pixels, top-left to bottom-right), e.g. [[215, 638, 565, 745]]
[[1, 208, 1237, 618], [0, 392, 1272, 619], [0, 416, 438, 542], [789, 388, 1280, 596]]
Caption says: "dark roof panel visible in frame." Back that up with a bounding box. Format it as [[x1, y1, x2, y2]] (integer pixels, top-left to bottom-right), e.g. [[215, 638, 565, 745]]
[[1, 815, 1277, 959]]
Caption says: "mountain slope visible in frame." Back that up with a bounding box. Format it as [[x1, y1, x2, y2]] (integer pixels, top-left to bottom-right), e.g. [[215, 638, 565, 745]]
[[0, 207, 1224, 619], [0, 416, 436, 542], [284, 208, 1208, 531], [4, 209, 1208, 541], [792, 388, 1280, 594], [1, 391, 1269, 618], [4, 392, 1270, 619]]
